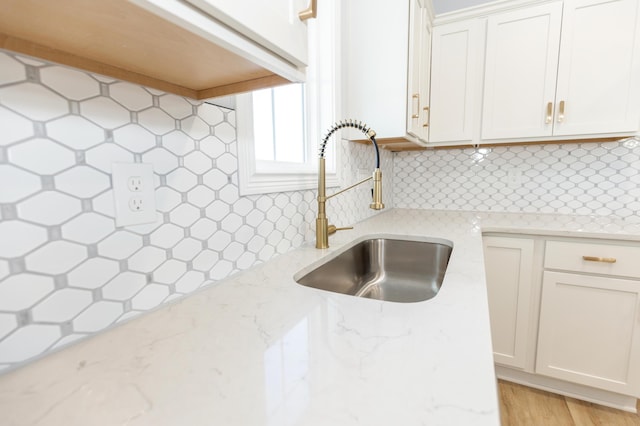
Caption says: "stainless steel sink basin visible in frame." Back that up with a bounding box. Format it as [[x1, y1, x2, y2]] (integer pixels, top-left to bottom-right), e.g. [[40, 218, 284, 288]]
[[294, 236, 453, 303]]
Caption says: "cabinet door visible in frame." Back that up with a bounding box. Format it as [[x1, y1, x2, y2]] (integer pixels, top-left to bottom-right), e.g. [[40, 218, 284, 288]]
[[429, 19, 484, 143], [481, 2, 563, 140], [185, 0, 309, 66], [344, 0, 413, 141], [483, 237, 535, 369], [553, 0, 640, 136], [536, 271, 640, 396], [407, 0, 431, 142]]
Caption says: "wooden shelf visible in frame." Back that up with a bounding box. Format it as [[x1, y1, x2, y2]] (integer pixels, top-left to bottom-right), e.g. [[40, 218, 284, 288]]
[[0, 0, 294, 99], [350, 136, 627, 152], [350, 137, 427, 152]]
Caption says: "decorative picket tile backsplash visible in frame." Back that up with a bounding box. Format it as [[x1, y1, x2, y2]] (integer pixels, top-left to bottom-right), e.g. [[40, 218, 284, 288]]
[[394, 139, 640, 221], [0, 50, 392, 371]]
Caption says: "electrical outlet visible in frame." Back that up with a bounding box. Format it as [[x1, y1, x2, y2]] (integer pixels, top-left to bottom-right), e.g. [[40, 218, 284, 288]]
[[506, 167, 523, 189], [112, 163, 156, 227], [129, 198, 144, 211], [128, 176, 143, 192]]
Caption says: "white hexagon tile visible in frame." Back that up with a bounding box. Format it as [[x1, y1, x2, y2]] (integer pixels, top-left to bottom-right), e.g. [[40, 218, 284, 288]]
[[0, 49, 391, 371]]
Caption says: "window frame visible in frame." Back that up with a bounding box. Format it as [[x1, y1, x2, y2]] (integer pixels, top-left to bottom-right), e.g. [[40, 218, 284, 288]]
[[236, 0, 340, 196]]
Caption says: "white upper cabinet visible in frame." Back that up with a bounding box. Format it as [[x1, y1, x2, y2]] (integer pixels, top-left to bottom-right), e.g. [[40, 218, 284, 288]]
[[429, 18, 485, 144], [183, 0, 309, 67], [131, 0, 310, 96], [481, 2, 563, 140], [554, 0, 640, 136], [344, 0, 433, 148], [0, 0, 310, 99], [482, 0, 640, 141], [407, 0, 433, 142]]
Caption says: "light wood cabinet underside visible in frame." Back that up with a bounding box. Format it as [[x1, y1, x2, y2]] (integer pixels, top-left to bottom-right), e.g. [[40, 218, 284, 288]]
[[0, 0, 290, 99]]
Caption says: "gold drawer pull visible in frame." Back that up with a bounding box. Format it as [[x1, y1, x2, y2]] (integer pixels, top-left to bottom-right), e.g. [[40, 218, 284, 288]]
[[545, 101, 553, 124], [411, 93, 420, 119], [299, 0, 317, 21], [582, 256, 617, 263], [557, 100, 565, 123]]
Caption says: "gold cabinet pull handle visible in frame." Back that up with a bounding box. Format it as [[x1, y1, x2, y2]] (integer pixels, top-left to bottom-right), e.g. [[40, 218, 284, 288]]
[[412, 93, 420, 119], [423, 106, 430, 127], [582, 256, 616, 263], [299, 0, 317, 21], [545, 102, 553, 124], [557, 100, 565, 123]]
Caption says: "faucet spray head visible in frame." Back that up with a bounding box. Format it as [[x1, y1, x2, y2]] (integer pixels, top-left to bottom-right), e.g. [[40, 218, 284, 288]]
[[370, 168, 384, 210]]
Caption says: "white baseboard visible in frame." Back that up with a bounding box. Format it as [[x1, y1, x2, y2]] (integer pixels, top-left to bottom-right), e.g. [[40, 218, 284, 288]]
[[496, 365, 638, 414]]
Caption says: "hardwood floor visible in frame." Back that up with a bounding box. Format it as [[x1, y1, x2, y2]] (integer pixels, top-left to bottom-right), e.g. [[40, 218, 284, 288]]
[[498, 380, 640, 426]]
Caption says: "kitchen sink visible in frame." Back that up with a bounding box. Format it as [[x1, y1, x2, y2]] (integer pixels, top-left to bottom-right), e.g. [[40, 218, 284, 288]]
[[294, 236, 453, 303]]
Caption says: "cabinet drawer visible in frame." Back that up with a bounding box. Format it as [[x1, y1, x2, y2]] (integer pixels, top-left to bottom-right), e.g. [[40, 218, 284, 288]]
[[544, 240, 640, 279]]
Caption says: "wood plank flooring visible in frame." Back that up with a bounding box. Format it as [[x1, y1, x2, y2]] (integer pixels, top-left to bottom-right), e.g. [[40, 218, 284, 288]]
[[498, 380, 640, 426]]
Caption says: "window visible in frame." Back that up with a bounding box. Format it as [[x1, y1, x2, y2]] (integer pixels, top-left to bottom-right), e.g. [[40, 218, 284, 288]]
[[252, 84, 306, 164], [236, 0, 339, 195]]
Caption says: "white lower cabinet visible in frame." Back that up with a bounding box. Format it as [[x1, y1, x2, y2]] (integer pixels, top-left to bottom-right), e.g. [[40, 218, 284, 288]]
[[536, 271, 640, 396], [483, 237, 535, 369], [483, 234, 640, 411]]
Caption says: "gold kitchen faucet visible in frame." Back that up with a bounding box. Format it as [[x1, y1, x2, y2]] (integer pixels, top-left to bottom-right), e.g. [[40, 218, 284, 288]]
[[315, 120, 384, 249]]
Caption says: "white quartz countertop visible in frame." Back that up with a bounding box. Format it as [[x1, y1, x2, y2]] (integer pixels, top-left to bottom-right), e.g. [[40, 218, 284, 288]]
[[2, 209, 640, 426]]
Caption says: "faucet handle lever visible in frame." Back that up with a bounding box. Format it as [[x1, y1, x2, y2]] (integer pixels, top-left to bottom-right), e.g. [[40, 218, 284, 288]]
[[327, 225, 354, 235]]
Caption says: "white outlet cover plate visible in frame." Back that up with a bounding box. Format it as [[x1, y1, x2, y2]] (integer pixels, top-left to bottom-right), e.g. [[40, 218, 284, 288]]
[[112, 162, 157, 227]]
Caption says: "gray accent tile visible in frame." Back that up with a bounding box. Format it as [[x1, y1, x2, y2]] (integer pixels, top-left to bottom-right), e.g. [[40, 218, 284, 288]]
[[86, 244, 98, 258], [69, 101, 80, 115], [60, 322, 73, 335], [91, 288, 102, 302], [16, 311, 31, 327], [33, 121, 46, 137], [75, 151, 86, 165], [41, 176, 55, 190], [81, 199, 92, 213], [47, 226, 62, 241], [1, 205, 17, 220], [9, 259, 26, 274], [54, 275, 68, 289], [99, 83, 109, 97], [25, 65, 40, 83]]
